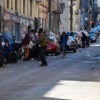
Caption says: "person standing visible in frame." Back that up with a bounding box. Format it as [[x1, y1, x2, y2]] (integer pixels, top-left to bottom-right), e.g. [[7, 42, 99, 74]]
[[38, 28, 47, 66], [22, 26, 31, 60], [60, 32, 68, 57], [30, 29, 39, 60]]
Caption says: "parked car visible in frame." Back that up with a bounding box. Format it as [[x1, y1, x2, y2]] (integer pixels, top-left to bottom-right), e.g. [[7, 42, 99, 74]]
[[89, 32, 97, 43], [45, 40, 60, 55], [90, 27, 99, 37], [66, 36, 77, 52]]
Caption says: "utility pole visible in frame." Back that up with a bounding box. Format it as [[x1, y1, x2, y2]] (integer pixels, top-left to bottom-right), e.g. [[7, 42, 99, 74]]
[[0, 5, 1, 34], [70, 0, 73, 31], [87, 0, 90, 32], [48, 0, 51, 32], [0, 3, 2, 51]]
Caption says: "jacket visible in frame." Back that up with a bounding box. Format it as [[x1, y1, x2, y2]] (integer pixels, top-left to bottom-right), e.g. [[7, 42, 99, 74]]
[[22, 33, 30, 46], [39, 32, 47, 47]]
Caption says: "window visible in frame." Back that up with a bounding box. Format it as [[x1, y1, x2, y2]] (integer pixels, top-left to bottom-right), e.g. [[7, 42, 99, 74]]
[[30, 0, 32, 16], [7, 0, 9, 9], [20, 0, 21, 13], [15, 0, 17, 11], [11, 0, 13, 10], [23, 0, 25, 14]]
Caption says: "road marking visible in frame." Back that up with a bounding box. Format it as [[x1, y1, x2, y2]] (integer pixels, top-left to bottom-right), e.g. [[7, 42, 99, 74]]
[[82, 61, 95, 64]]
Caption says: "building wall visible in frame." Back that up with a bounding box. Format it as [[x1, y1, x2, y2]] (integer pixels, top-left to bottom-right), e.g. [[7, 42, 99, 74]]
[[4, 0, 39, 17], [73, 0, 80, 31], [51, 0, 59, 33], [38, 0, 48, 31], [3, 0, 40, 42], [2, 0, 59, 36], [59, 0, 70, 33]]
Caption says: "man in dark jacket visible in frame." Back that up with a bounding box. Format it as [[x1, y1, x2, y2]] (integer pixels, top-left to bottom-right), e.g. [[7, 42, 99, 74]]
[[60, 32, 68, 57], [39, 28, 47, 66], [81, 32, 87, 48], [2, 40, 11, 61]]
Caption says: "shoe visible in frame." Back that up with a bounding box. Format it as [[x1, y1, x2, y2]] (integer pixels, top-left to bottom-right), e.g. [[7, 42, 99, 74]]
[[39, 63, 47, 67], [23, 57, 30, 61]]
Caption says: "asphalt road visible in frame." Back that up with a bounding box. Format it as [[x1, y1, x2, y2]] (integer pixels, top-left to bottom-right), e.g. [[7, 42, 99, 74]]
[[0, 37, 100, 100]]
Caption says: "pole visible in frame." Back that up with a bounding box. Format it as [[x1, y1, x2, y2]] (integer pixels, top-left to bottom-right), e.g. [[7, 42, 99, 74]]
[[88, 0, 90, 32], [0, 4, 2, 51], [48, 0, 51, 32], [0, 5, 1, 34], [70, 0, 73, 31]]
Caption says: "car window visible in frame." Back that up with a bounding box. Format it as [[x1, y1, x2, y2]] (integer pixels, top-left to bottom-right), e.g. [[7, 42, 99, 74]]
[[68, 36, 74, 41]]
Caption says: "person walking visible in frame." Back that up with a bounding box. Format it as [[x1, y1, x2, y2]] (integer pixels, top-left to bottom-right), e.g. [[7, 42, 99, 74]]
[[30, 29, 39, 60], [60, 32, 68, 57], [81, 32, 87, 48], [38, 28, 47, 66]]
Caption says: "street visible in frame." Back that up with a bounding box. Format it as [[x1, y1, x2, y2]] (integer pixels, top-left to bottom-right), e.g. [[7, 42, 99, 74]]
[[0, 37, 100, 100]]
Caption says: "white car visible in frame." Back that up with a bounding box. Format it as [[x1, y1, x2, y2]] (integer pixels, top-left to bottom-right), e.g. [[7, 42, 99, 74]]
[[66, 36, 77, 52]]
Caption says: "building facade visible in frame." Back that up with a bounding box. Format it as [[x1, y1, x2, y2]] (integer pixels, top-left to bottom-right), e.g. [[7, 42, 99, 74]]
[[73, 0, 80, 31], [79, 0, 98, 30], [0, 0, 4, 34], [1, 0, 62, 42], [51, 0, 60, 33], [59, 0, 79, 33], [38, 1, 48, 31], [3, 0, 39, 42], [59, 0, 70, 33]]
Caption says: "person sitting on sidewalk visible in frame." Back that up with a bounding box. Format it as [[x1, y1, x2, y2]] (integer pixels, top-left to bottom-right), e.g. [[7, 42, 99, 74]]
[[2, 40, 11, 62]]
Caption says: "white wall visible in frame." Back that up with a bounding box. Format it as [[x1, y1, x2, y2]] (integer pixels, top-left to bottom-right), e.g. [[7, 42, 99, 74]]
[[98, 0, 100, 7]]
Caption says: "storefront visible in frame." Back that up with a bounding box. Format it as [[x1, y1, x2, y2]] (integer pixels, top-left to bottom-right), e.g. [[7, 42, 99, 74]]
[[3, 11, 34, 42], [3, 12, 14, 41], [20, 17, 34, 39], [4, 12, 21, 42]]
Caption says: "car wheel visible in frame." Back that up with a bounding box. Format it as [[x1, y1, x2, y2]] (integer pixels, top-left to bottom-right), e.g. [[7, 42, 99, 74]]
[[45, 52, 48, 56], [73, 49, 77, 52], [55, 51, 60, 55]]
